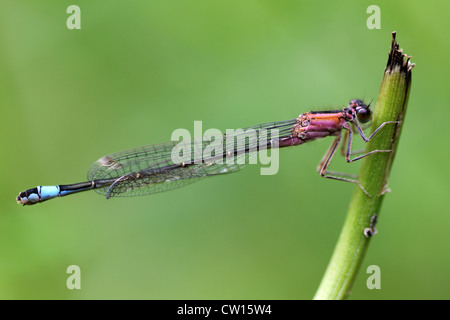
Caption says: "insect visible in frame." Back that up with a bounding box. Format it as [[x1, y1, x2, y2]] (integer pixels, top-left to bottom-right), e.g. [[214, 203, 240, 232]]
[[17, 99, 397, 205]]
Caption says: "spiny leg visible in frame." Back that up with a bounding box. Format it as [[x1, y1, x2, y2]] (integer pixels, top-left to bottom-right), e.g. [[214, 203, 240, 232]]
[[318, 120, 400, 196], [317, 135, 339, 173], [354, 120, 400, 143], [341, 123, 370, 156], [340, 130, 348, 156], [317, 134, 371, 197], [345, 121, 400, 163]]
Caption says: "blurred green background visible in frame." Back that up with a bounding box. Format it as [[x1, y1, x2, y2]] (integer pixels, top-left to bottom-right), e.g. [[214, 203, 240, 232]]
[[1, 0, 449, 299]]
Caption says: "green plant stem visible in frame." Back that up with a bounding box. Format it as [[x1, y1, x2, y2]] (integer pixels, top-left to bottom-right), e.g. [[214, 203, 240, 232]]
[[313, 32, 414, 300]]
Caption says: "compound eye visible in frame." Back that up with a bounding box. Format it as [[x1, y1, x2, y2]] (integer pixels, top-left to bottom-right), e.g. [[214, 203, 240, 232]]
[[356, 107, 371, 123]]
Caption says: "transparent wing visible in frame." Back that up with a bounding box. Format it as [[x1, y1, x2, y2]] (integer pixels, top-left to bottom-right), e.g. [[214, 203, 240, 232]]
[[87, 119, 297, 198]]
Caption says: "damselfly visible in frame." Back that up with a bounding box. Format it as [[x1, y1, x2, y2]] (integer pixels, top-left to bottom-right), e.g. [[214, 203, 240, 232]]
[[16, 99, 398, 206]]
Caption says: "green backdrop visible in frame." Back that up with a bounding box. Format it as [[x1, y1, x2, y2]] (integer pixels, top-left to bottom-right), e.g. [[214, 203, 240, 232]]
[[1, 0, 449, 299]]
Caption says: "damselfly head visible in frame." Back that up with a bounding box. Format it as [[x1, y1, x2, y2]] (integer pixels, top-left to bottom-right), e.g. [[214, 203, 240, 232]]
[[349, 99, 371, 123]]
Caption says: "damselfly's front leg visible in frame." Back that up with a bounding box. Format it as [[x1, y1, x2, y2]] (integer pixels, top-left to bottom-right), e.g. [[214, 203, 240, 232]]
[[340, 122, 371, 157], [318, 120, 400, 196], [345, 120, 400, 162], [356, 120, 400, 142], [317, 135, 371, 196], [343, 121, 400, 163]]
